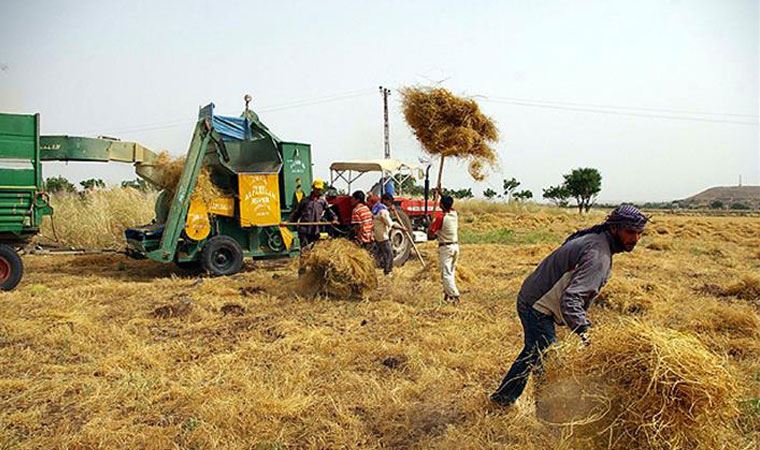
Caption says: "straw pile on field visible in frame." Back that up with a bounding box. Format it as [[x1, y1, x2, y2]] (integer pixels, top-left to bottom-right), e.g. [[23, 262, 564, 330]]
[[724, 273, 760, 302], [153, 151, 222, 204], [297, 239, 378, 298], [400, 87, 498, 183], [539, 320, 742, 450]]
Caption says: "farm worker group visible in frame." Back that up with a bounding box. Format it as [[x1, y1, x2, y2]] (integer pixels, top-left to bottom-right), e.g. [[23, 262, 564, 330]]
[[291, 177, 651, 410], [291, 178, 463, 303]]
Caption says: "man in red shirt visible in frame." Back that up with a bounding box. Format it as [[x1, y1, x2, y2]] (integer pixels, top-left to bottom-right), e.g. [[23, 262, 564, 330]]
[[350, 191, 374, 249]]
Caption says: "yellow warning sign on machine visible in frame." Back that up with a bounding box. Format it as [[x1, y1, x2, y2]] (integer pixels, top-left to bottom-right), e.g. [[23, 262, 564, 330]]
[[239, 173, 280, 227], [185, 198, 211, 241]]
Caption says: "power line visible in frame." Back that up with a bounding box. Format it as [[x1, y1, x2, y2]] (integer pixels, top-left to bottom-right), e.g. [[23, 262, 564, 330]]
[[481, 97, 759, 126], [485, 95, 758, 119], [88, 88, 376, 135]]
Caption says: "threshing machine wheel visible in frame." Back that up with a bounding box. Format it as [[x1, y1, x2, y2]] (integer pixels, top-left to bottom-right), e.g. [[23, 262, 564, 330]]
[[0, 244, 23, 291], [391, 210, 413, 267], [201, 235, 244, 276]]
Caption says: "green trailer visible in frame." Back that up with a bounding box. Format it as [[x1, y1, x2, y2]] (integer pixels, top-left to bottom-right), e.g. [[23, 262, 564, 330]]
[[0, 111, 163, 290], [0, 113, 52, 290]]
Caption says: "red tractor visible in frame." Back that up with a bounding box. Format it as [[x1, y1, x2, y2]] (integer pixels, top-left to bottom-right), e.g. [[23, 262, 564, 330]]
[[325, 159, 441, 266]]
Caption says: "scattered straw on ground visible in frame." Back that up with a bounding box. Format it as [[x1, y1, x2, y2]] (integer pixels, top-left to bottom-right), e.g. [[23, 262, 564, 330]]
[[297, 239, 378, 298], [412, 259, 477, 286], [540, 320, 742, 450], [5, 198, 760, 449], [400, 86, 498, 180]]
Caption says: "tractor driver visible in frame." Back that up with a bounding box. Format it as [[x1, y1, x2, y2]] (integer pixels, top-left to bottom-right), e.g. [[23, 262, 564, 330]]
[[290, 178, 337, 249]]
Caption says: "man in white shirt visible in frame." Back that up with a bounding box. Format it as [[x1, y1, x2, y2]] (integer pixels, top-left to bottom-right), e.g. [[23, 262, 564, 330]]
[[372, 194, 403, 276], [428, 195, 460, 303]]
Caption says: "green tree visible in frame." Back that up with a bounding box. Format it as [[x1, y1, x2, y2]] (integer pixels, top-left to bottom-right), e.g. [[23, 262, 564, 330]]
[[730, 202, 750, 210], [44, 176, 76, 193], [441, 187, 473, 199], [542, 184, 570, 207], [502, 177, 521, 201], [513, 189, 533, 201], [397, 177, 425, 196], [709, 200, 724, 209], [483, 188, 498, 200], [563, 168, 602, 213], [80, 178, 106, 191]]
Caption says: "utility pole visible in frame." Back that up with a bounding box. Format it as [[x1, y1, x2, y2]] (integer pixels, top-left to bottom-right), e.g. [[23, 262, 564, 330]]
[[379, 86, 391, 159]]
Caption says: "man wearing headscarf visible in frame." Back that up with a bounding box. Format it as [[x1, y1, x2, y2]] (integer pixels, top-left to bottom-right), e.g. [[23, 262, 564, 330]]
[[490, 204, 649, 407]]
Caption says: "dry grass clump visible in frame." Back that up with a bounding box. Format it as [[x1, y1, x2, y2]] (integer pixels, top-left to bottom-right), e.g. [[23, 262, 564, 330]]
[[595, 278, 652, 315], [400, 86, 498, 181], [540, 320, 742, 450], [645, 238, 672, 251], [679, 302, 760, 360], [723, 273, 760, 301], [154, 151, 222, 204], [40, 188, 157, 249], [297, 239, 378, 298]]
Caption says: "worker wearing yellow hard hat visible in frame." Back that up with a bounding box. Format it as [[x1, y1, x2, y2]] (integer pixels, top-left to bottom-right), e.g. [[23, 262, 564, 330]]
[[289, 177, 337, 249], [311, 178, 326, 190]]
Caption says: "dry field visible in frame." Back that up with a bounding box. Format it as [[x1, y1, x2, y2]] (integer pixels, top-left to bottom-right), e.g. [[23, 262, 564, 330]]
[[1, 193, 759, 449]]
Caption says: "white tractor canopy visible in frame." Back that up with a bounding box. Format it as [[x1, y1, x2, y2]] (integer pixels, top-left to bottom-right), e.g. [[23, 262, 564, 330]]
[[329, 159, 423, 194]]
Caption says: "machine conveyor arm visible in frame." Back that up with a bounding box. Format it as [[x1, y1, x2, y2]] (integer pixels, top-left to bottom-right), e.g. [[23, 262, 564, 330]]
[[39, 135, 163, 185]]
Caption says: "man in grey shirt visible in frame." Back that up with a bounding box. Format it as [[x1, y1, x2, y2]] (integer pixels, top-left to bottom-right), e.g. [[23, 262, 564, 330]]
[[490, 205, 649, 407]]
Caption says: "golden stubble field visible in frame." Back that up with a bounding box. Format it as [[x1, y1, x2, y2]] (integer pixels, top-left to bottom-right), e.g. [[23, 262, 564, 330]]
[[1, 198, 759, 449]]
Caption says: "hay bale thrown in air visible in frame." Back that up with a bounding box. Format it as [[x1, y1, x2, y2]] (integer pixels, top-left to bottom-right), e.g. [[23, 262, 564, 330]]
[[538, 320, 742, 450], [400, 86, 498, 181], [297, 239, 378, 298]]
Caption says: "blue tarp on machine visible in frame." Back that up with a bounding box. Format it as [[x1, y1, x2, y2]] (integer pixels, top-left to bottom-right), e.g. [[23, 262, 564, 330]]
[[198, 103, 251, 141]]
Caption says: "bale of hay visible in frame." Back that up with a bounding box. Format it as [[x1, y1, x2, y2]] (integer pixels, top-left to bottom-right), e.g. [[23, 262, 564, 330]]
[[400, 87, 498, 181], [297, 239, 378, 298], [539, 320, 741, 450], [153, 151, 222, 204]]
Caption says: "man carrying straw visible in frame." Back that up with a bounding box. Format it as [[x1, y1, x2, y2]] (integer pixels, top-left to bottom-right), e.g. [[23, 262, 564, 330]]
[[490, 204, 649, 407], [428, 195, 460, 304]]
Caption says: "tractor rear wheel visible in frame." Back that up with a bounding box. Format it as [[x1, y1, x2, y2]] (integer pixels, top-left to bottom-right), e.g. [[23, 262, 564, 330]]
[[201, 236, 244, 276], [0, 244, 23, 291], [391, 210, 413, 267]]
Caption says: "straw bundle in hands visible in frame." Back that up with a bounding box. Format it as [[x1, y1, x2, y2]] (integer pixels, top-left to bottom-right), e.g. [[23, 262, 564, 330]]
[[539, 320, 741, 450], [297, 239, 378, 298]]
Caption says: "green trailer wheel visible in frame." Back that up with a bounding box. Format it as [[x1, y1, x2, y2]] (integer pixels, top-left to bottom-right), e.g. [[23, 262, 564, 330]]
[[0, 244, 23, 291]]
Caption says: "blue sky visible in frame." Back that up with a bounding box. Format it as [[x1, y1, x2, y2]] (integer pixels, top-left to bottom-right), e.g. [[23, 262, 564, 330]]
[[1, 0, 757, 201]]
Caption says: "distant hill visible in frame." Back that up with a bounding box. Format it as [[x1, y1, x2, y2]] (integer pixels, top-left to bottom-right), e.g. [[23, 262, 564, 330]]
[[679, 186, 760, 209]]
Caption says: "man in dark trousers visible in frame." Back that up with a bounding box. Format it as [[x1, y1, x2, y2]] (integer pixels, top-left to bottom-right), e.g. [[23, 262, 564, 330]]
[[490, 204, 649, 407], [290, 178, 336, 249]]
